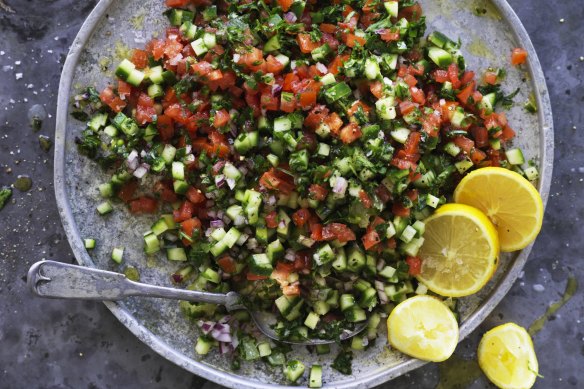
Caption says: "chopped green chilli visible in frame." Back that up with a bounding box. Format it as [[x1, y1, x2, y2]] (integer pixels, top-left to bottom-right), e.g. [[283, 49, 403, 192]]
[[72, 0, 534, 384]]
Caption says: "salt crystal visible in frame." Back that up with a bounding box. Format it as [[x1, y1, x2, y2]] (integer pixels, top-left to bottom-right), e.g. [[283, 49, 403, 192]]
[[532, 284, 545, 292], [15, 73, 23, 80]]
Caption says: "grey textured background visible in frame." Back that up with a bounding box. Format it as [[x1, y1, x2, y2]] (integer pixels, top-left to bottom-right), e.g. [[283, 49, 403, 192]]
[[0, 0, 582, 388]]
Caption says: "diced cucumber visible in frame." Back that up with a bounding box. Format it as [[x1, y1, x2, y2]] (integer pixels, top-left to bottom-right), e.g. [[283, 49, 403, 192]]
[[340, 294, 355, 311], [506, 148, 525, 165], [151, 218, 170, 236], [274, 116, 292, 132], [115, 59, 135, 80], [479, 92, 496, 114], [364, 57, 381, 80], [173, 180, 189, 195], [240, 337, 260, 361], [249, 253, 273, 276], [144, 232, 161, 254], [172, 161, 185, 180], [320, 73, 336, 85], [222, 228, 242, 249], [444, 142, 461, 157], [266, 239, 285, 261], [201, 267, 221, 283], [345, 306, 367, 322], [313, 300, 330, 316], [266, 351, 286, 366], [427, 31, 453, 49], [313, 243, 334, 265], [111, 247, 124, 264], [309, 365, 323, 388], [455, 159, 474, 174], [126, 69, 145, 87], [304, 311, 320, 330], [276, 209, 291, 238], [346, 245, 366, 272], [384, 1, 398, 17], [257, 342, 272, 357], [332, 247, 347, 271], [315, 344, 330, 355], [203, 33, 217, 49], [161, 144, 177, 164], [167, 247, 187, 261], [390, 127, 411, 144], [84, 238, 96, 250], [245, 190, 262, 225], [426, 193, 440, 208], [428, 47, 453, 67], [195, 336, 213, 355], [284, 360, 306, 383], [191, 38, 208, 56], [379, 265, 396, 279], [524, 166, 539, 181], [96, 201, 113, 215], [88, 113, 107, 131], [376, 97, 397, 120], [264, 35, 281, 52], [401, 237, 425, 257], [210, 227, 227, 242], [311, 43, 331, 62]]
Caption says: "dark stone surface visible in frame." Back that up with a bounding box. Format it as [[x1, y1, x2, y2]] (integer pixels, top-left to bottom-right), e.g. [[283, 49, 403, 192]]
[[0, 0, 582, 388]]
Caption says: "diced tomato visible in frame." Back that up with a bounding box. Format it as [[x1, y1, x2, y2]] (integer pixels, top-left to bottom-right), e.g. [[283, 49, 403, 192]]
[[339, 123, 362, 144], [130, 49, 149, 69], [260, 92, 279, 111], [457, 81, 475, 105], [297, 33, 321, 53], [293, 251, 312, 271], [136, 94, 157, 125], [484, 71, 498, 85], [359, 190, 373, 208], [399, 100, 417, 116], [398, 3, 423, 20], [404, 131, 422, 155], [310, 223, 324, 241], [166, 0, 189, 6], [129, 197, 158, 214], [328, 55, 350, 75], [362, 230, 381, 250], [265, 210, 279, 229], [511, 48, 528, 66], [207, 69, 224, 82], [153, 180, 178, 203], [186, 187, 206, 204], [100, 86, 126, 113], [370, 81, 384, 99], [217, 255, 237, 273], [448, 63, 461, 89], [501, 124, 516, 141], [117, 180, 138, 203], [379, 29, 400, 42], [308, 184, 328, 201], [282, 284, 300, 296], [375, 185, 392, 203], [156, 114, 175, 141], [342, 33, 367, 48], [453, 136, 475, 154], [322, 223, 356, 243], [277, 0, 294, 11], [406, 256, 422, 276], [147, 39, 165, 60], [304, 104, 329, 130], [404, 73, 418, 87], [191, 61, 214, 76], [280, 93, 297, 113], [292, 208, 311, 227], [460, 71, 475, 85], [432, 69, 449, 83], [392, 202, 411, 217], [247, 272, 269, 281], [213, 108, 230, 128], [266, 55, 285, 74], [259, 168, 296, 194], [470, 148, 487, 164], [471, 127, 489, 148], [173, 200, 195, 222], [181, 217, 202, 245], [117, 80, 132, 100], [410, 86, 426, 104]]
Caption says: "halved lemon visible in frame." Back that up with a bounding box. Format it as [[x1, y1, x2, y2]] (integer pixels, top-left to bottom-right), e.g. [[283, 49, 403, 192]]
[[454, 167, 543, 252], [478, 323, 539, 389], [387, 295, 459, 362], [417, 203, 499, 297]]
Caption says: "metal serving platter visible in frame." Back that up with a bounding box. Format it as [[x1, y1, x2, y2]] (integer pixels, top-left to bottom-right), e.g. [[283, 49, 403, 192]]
[[54, 0, 553, 387]]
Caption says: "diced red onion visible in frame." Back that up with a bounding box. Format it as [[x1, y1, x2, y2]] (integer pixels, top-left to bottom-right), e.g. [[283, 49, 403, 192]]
[[206, 200, 215, 207], [332, 176, 348, 194], [362, 337, 369, 347], [266, 195, 276, 206], [219, 315, 231, 324], [164, 232, 179, 242], [239, 166, 248, 176], [344, 281, 353, 291], [378, 289, 388, 305], [284, 12, 297, 22], [376, 259, 385, 271], [140, 150, 147, 158], [199, 321, 216, 335], [217, 210, 225, 220], [213, 160, 226, 172], [215, 174, 226, 188], [246, 238, 258, 250], [205, 191, 216, 199], [222, 215, 231, 225], [284, 249, 295, 262], [316, 62, 328, 74], [207, 210, 217, 219], [210, 220, 224, 228], [211, 330, 232, 343], [133, 164, 149, 179], [226, 177, 236, 190], [205, 228, 214, 237], [272, 83, 283, 95], [233, 53, 241, 63], [219, 342, 234, 354], [126, 150, 139, 171], [230, 331, 239, 349]]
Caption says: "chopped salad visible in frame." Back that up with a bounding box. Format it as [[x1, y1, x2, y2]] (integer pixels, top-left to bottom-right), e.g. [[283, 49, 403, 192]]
[[73, 0, 537, 385]]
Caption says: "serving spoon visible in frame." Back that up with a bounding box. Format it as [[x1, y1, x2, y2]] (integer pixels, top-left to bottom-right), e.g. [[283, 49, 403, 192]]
[[27, 260, 367, 345]]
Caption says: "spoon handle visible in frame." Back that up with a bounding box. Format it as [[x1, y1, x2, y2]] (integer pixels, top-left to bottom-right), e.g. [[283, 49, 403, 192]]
[[27, 261, 240, 308]]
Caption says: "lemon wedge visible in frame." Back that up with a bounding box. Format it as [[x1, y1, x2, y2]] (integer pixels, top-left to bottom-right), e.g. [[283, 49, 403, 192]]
[[387, 295, 459, 362], [454, 167, 544, 252], [417, 203, 499, 297], [478, 323, 539, 389]]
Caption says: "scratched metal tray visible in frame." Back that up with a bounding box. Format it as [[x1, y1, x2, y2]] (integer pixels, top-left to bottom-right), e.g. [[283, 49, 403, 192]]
[[54, 0, 553, 387]]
